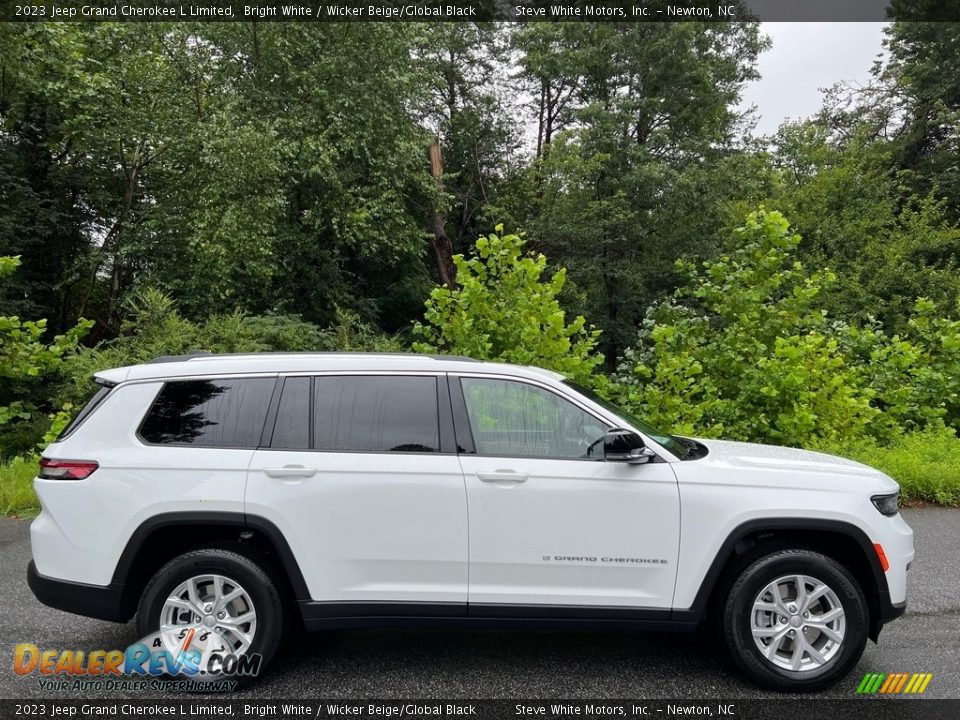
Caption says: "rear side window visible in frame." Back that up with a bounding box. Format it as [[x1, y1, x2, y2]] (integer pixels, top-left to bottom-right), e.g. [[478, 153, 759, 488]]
[[139, 378, 275, 448], [271, 376, 310, 449], [312, 376, 439, 453], [57, 384, 112, 440]]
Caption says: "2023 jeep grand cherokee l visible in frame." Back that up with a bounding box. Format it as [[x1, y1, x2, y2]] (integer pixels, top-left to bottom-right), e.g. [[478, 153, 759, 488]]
[[28, 353, 913, 690]]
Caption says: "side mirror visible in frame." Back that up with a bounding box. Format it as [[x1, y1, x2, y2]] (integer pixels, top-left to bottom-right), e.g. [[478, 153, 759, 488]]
[[603, 429, 654, 464]]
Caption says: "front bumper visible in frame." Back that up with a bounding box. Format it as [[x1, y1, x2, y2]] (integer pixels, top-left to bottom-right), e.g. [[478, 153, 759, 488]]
[[879, 598, 907, 623], [869, 595, 906, 642], [27, 560, 131, 623]]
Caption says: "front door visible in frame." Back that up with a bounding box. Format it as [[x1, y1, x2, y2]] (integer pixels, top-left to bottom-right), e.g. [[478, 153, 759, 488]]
[[455, 375, 681, 610], [246, 373, 468, 610]]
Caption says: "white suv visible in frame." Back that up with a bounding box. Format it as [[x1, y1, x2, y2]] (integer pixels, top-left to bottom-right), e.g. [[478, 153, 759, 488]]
[[28, 353, 913, 691]]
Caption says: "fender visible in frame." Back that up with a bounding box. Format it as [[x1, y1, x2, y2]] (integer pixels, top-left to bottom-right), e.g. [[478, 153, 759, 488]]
[[111, 511, 311, 601], [673, 517, 891, 626]]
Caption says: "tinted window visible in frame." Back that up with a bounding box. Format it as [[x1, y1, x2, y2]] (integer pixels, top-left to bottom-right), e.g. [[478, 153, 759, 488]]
[[140, 378, 275, 448], [313, 376, 439, 453], [461, 378, 608, 459], [272, 376, 310, 449]]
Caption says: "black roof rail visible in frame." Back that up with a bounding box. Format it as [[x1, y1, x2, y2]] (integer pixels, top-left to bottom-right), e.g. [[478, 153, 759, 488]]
[[426, 353, 481, 363], [145, 351, 482, 364], [146, 352, 213, 364]]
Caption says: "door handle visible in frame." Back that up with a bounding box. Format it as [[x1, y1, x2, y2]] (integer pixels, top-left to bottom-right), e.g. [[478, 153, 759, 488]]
[[264, 465, 317, 479], [476, 470, 529, 483]]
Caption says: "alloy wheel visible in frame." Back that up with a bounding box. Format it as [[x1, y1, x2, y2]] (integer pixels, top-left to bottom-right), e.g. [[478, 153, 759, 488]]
[[160, 573, 258, 655], [750, 574, 846, 672]]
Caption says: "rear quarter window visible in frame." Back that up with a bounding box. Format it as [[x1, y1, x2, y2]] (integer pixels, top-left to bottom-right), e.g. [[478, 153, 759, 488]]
[[139, 378, 275, 448], [56, 384, 112, 441]]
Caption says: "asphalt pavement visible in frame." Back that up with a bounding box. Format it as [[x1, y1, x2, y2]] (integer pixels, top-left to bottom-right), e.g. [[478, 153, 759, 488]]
[[1, 509, 958, 700]]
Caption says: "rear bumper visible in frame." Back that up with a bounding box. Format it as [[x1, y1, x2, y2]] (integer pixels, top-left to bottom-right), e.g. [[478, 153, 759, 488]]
[[27, 561, 130, 623]]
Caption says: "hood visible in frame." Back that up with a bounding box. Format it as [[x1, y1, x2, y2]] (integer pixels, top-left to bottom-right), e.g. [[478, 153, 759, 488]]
[[690, 437, 896, 486]]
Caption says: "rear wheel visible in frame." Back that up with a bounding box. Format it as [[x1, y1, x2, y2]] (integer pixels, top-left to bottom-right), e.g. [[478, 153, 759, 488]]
[[721, 548, 869, 692], [136, 548, 284, 684]]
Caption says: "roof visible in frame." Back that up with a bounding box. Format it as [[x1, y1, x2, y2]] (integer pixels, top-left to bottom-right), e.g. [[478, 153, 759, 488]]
[[94, 352, 565, 385]]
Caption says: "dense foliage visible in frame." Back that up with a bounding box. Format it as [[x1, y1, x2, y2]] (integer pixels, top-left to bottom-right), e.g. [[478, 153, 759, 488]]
[[0, 256, 91, 448], [611, 210, 960, 448], [612, 210, 873, 445]]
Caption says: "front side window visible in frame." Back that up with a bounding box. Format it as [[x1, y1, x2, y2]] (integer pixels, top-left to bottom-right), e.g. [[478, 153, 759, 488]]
[[460, 378, 609, 459], [313, 376, 440, 453], [139, 378, 275, 448]]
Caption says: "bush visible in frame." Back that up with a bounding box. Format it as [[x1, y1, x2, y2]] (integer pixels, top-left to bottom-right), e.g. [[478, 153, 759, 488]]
[[613, 208, 960, 450], [817, 427, 960, 506], [612, 210, 876, 446], [839, 302, 960, 440], [0, 255, 93, 455], [413, 227, 604, 384]]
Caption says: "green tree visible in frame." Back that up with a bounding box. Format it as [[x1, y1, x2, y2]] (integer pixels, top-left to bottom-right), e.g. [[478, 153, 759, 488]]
[[413, 227, 603, 383], [0, 25, 104, 333], [412, 23, 521, 286], [767, 119, 960, 332], [0, 23, 437, 339], [880, 21, 960, 220], [504, 22, 767, 363], [131, 23, 435, 331]]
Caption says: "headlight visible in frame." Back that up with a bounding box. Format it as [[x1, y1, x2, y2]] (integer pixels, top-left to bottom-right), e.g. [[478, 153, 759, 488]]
[[871, 491, 900, 516]]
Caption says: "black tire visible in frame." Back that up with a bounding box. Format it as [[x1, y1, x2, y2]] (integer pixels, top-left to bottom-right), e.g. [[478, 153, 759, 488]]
[[136, 548, 284, 684], [721, 548, 869, 692]]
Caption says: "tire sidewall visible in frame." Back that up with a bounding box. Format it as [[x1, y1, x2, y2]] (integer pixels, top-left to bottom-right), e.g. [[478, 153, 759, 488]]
[[136, 549, 284, 682], [724, 550, 868, 692]]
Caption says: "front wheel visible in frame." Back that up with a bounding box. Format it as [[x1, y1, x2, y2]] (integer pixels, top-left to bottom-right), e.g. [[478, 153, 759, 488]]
[[136, 548, 285, 684], [721, 548, 869, 692]]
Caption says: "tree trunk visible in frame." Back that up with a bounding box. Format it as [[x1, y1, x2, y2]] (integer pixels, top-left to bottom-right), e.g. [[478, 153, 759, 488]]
[[78, 140, 143, 328], [428, 139, 456, 287], [536, 82, 546, 158]]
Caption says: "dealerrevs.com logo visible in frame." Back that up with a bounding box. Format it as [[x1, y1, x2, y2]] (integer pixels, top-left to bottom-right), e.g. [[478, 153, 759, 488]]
[[13, 626, 261, 692], [857, 672, 933, 695]]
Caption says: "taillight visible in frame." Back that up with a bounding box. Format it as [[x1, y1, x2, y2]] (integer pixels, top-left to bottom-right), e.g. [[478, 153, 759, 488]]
[[38, 458, 98, 480]]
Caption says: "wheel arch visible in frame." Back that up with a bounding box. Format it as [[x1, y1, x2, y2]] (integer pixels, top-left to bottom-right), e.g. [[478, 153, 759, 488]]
[[111, 511, 310, 621], [677, 518, 889, 641]]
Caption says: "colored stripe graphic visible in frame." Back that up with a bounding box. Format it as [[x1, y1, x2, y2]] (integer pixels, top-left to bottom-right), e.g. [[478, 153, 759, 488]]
[[857, 673, 884, 693], [904, 674, 920, 693], [857, 672, 932, 694], [892, 673, 909, 693]]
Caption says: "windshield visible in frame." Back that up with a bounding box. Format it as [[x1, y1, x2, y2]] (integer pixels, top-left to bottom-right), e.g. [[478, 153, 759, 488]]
[[562, 380, 689, 458]]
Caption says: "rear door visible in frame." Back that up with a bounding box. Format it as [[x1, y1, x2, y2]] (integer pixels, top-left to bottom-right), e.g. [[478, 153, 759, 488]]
[[245, 373, 468, 612]]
